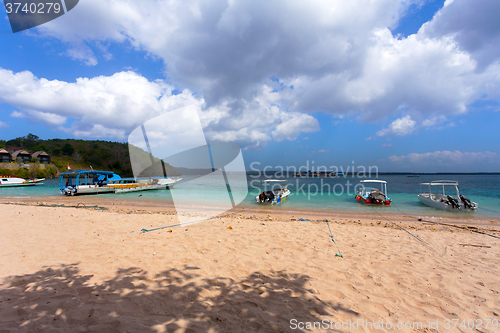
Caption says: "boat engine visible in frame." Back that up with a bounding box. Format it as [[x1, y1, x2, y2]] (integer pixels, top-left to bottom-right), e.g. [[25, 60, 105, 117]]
[[460, 195, 473, 210], [62, 186, 77, 196], [446, 195, 460, 209], [259, 190, 275, 203], [368, 189, 386, 204]]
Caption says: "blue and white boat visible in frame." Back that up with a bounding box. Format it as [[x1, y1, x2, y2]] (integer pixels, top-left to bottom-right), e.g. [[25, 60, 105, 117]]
[[59, 170, 181, 195], [60, 170, 121, 196]]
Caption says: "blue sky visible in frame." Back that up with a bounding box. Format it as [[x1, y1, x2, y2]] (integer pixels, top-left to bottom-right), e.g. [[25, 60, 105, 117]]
[[1, 0, 500, 172]]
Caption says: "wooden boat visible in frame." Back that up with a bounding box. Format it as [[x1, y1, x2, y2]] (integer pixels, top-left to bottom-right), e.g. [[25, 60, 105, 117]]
[[355, 180, 391, 205], [60, 170, 181, 195], [0, 175, 45, 187], [107, 177, 181, 193], [417, 180, 477, 211]]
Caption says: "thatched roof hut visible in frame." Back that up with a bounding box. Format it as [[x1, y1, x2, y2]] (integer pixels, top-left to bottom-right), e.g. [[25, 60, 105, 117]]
[[32, 151, 51, 164], [11, 150, 32, 163], [0, 148, 11, 163]]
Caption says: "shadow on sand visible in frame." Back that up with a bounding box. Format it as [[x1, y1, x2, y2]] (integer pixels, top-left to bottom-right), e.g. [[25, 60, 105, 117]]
[[0, 264, 358, 332]]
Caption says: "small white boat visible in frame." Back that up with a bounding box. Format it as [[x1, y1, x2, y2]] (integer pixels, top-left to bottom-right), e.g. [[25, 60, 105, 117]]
[[256, 179, 290, 204], [355, 180, 391, 206], [0, 176, 45, 187], [108, 177, 181, 193], [417, 180, 478, 211]]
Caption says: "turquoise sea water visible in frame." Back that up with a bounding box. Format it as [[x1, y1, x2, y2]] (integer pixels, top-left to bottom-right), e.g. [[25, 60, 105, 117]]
[[1, 174, 499, 220]]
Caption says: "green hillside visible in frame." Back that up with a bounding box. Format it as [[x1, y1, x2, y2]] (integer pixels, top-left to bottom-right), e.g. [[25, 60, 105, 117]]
[[0, 134, 141, 178]]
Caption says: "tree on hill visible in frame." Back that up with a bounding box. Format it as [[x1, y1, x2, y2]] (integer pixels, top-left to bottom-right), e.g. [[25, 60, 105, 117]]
[[62, 143, 75, 156]]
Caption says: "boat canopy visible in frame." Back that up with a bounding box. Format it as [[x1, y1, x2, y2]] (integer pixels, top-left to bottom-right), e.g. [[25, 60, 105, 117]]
[[60, 170, 118, 177], [419, 180, 460, 198], [360, 180, 387, 184], [261, 179, 287, 183], [260, 179, 288, 192], [358, 179, 388, 197], [419, 180, 458, 186], [59, 170, 121, 190]]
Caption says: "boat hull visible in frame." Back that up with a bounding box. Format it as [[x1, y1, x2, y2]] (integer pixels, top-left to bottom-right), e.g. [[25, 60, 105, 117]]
[[417, 194, 477, 211], [0, 182, 37, 188], [62, 185, 116, 195], [0, 178, 44, 187], [113, 184, 167, 193], [63, 177, 182, 195], [355, 195, 391, 206]]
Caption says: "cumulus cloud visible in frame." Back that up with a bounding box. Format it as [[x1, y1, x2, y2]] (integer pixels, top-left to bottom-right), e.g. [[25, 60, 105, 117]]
[[389, 150, 500, 166], [4, 0, 500, 140], [422, 115, 447, 128], [377, 115, 416, 136], [10, 111, 25, 119], [0, 68, 318, 147], [421, 0, 500, 70], [0, 121, 8, 129]]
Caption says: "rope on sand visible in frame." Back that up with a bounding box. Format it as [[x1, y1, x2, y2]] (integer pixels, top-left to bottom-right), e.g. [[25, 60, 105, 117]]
[[141, 210, 244, 232], [369, 205, 427, 245], [326, 220, 344, 258], [141, 208, 345, 258], [391, 203, 500, 240]]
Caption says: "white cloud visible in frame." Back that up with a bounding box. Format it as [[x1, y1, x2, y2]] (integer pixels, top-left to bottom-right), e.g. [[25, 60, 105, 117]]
[[389, 150, 500, 166], [0, 68, 318, 148], [6, 0, 500, 139], [271, 112, 319, 142], [0, 121, 7, 129], [10, 111, 25, 119], [422, 115, 447, 128], [66, 46, 98, 66], [421, 0, 500, 70], [377, 115, 416, 136]]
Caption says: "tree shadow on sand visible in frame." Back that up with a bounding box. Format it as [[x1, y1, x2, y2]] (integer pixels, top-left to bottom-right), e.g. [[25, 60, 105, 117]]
[[0, 264, 358, 332]]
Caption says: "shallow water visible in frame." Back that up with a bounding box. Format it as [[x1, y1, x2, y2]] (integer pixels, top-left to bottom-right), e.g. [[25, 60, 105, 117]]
[[1, 174, 499, 220]]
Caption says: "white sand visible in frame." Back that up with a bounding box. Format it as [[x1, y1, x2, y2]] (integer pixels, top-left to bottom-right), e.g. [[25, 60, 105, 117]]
[[0, 203, 499, 332]]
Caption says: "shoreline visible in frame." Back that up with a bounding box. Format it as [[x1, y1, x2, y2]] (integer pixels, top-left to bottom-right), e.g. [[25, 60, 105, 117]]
[[1, 196, 500, 232]]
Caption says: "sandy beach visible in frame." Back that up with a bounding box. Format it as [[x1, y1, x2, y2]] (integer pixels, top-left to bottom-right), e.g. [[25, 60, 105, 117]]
[[1, 199, 499, 332]]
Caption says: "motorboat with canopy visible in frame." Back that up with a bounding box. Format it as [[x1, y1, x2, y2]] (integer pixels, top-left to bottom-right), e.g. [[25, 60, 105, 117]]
[[60, 170, 121, 195], [417, 180, 477, 210], [256, 179, 290, 204], [355, 180, 391, 205]]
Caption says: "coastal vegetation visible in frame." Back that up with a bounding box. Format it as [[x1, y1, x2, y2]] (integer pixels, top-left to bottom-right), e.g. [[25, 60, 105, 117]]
[[0, 134, 133, 178]]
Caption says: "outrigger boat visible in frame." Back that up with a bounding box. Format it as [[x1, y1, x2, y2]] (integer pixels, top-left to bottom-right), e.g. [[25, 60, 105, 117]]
[[107, 177, 181, 193], [417, 180, 478, 211], [355, 180, 391, 206], [0, 175, 45, 187], [256, 179, 290, 204], [60, 170, 181, 196]]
